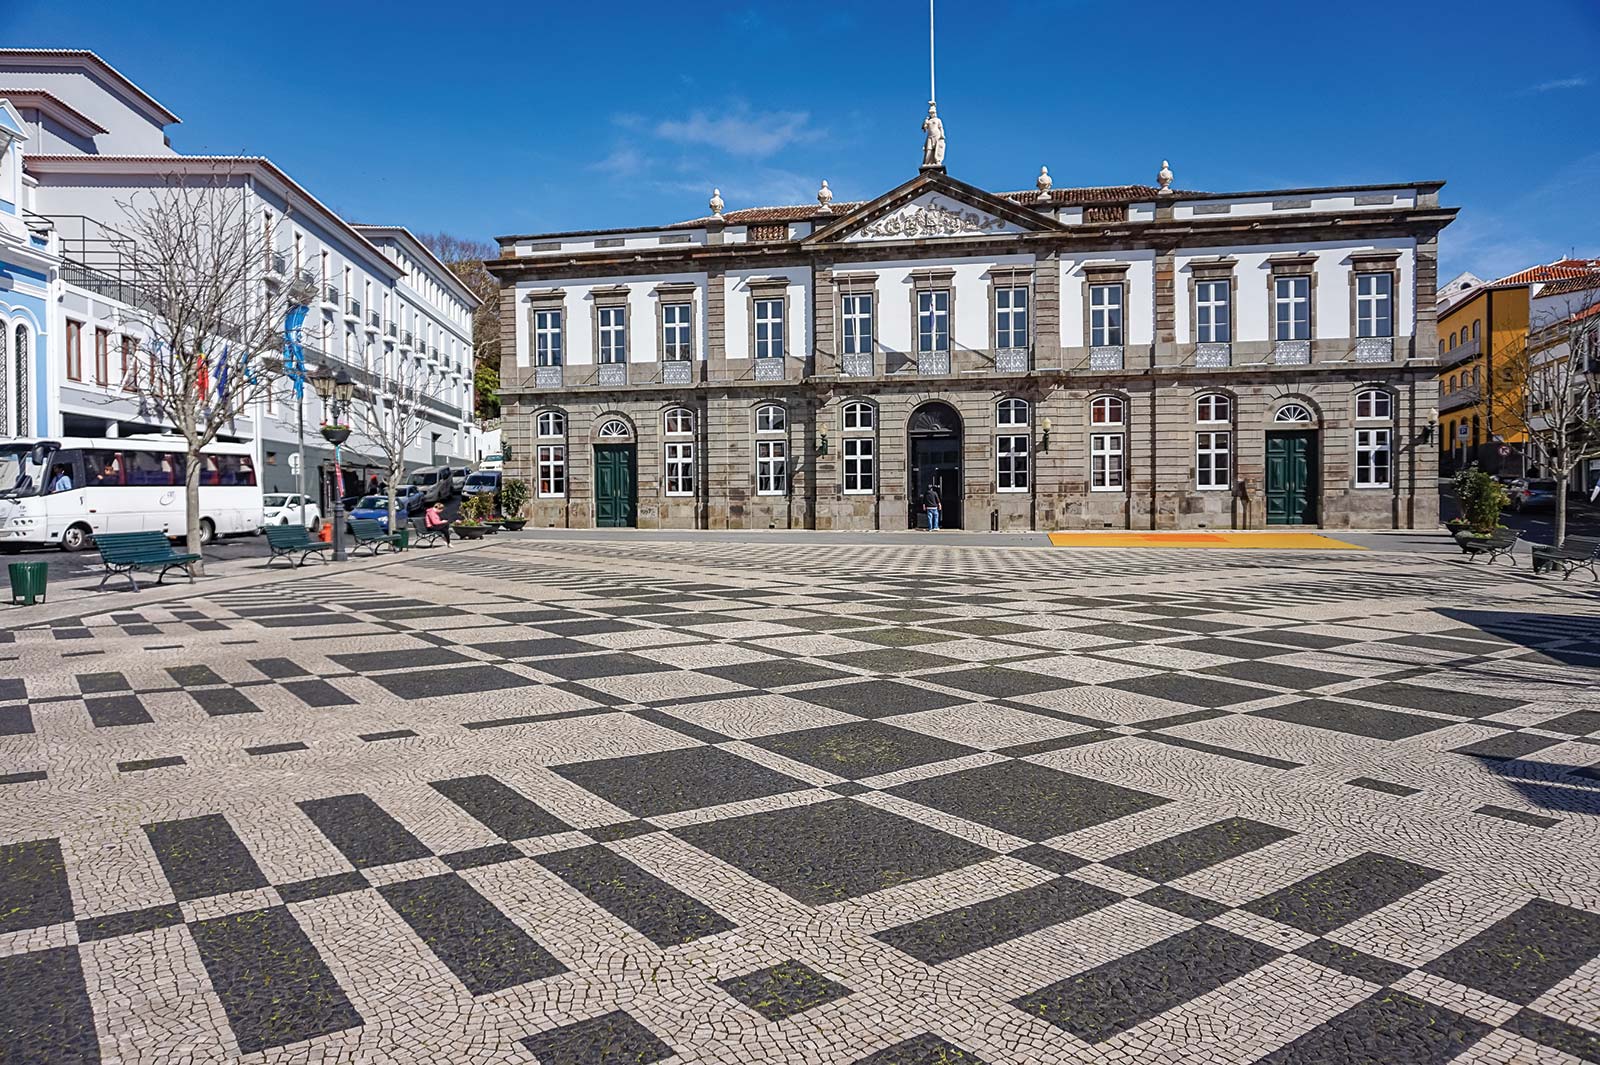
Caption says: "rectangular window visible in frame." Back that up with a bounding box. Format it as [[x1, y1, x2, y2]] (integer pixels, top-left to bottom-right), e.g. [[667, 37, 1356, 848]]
[[842, 293, 873, 355], [754, 298, 785, 359], [995, 286, 1029, 348], [597, 305, 627, 363], [843, 437, 874, 493], [120, 336, 138, 391], [756, 439, 787, 495], [665, 442, 694, 495], [662, 302, 693, 360], [1274, 276, 1310, 340], [66, 320, 83, 381], [537, 444, 566, 497], [534, 309, 563, 366], [917, 290, 950, 353], [1090, 283, 1124, 347], [1091, 433, 1125, 490], [1196, 279, 1231, 343], [1356, 272, 1394, 338], [94, 328, 110, 385], [1196, 431, 1232, 489], [1355, 428, 1391, 487], [996, 434, 1029, 491]]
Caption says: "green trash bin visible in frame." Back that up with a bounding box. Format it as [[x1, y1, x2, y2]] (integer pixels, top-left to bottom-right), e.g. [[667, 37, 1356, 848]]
[[8, 561, 47, 606], [395, 528, 410, 551]]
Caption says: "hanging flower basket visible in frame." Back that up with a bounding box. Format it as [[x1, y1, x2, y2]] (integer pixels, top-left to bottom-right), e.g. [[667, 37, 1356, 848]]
[[320, 424, 352, 445]]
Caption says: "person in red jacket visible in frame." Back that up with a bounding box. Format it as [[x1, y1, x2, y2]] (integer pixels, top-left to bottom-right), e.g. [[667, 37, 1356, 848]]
[[425, 501, 451, 544]]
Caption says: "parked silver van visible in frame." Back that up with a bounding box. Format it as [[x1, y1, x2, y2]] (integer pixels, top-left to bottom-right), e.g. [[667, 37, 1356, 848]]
[[407, 466, 452, 504]]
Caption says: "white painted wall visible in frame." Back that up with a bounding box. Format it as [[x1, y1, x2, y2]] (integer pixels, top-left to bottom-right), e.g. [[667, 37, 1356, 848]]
[[0, 65, 173, 155], [513, 271, 707, 367], [1060, 251, 1157, 348], [724, 266, 810, 360]]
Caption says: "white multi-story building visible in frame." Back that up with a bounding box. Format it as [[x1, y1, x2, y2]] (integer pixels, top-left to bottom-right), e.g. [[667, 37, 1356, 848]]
[[0, 49, 477, 502]]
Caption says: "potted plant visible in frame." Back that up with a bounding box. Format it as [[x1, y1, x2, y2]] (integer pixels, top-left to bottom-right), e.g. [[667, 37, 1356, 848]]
[[319, 421, 351, 446], [498, 479, 530, 531], [1452, 464, 1510, 538], [454, 493, 491, 540]]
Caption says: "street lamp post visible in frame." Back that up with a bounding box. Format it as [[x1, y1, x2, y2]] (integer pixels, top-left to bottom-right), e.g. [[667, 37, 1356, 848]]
[[311, 364, 356, 562]]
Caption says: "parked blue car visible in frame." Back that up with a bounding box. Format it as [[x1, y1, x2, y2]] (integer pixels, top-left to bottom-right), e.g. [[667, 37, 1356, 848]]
[[346, 488, 426, 530]]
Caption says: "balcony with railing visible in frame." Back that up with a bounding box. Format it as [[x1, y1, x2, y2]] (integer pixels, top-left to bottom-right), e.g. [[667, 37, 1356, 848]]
[[367, 310, 381, 331], [385, 321, 398, 338], [347, 297, 362, 321], [400, 329, 414, 348], [268, 251, 287, 277]]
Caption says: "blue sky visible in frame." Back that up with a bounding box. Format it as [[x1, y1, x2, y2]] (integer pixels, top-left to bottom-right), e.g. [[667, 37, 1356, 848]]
[[11, 0, 1600, 280]]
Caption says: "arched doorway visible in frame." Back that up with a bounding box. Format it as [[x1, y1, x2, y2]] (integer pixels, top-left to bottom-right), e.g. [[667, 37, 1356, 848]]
[[907, 401, 962, 528], [593, 416, 637, 527]]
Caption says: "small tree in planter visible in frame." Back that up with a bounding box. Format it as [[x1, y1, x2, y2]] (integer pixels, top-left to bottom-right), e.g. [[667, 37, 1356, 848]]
[[498, 478, 530, 530], [455, 493, 493, 539], [1453, 464, 1509, 534]]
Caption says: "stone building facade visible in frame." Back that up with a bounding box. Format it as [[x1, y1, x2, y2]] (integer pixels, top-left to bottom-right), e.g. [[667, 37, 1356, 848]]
[[490, 166, 1454, 532]]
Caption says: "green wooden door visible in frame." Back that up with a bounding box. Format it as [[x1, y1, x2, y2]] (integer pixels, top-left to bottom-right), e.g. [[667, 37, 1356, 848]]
[[594, 445, 636, 528], [1265, 431, 1318, 525]]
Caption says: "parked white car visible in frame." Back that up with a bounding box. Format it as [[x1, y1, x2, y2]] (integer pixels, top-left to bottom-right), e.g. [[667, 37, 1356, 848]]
[[262, 493, 322, 529]]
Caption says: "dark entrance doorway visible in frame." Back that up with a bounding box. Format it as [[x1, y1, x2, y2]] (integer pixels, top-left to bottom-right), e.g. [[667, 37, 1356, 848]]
[[594, 444, 637, 527], [1265, 431, 1318, 525], [907, 401, 962, 529]]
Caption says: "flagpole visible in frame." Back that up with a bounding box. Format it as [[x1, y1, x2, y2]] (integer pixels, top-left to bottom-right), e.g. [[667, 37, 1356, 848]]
[[929, 0, 936, 103]]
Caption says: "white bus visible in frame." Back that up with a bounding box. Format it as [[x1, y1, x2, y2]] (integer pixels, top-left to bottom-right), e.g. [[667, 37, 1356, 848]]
[[0, 435, 264, 552]]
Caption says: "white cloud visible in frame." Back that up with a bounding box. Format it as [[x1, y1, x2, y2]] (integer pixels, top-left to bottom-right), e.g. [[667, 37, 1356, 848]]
[[1524, 76, 1589, 94], [654, 107, 822, 158]]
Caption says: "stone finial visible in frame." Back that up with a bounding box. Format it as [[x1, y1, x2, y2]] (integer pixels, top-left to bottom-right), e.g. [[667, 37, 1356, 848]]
[[709, 187, 725, 218], [817, 179, 833, 213], [1157, 160, 1174, 195], [1036, 165, 1052, 202]]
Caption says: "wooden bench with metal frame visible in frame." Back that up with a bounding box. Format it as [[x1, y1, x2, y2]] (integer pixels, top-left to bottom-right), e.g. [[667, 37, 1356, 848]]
[[348, 518, 403, 557], [1531, 535, 1600, 581], [93, 530, 202, 592], [263, 523, 333, 567]]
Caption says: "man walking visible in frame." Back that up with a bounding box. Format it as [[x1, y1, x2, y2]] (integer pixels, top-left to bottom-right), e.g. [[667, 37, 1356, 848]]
[[923, 481, 942, 531]]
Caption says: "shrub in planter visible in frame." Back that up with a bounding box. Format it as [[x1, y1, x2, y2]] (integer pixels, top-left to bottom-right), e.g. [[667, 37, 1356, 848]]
[[456, 494, 494, 538], [1452, 465, 1509, 533]]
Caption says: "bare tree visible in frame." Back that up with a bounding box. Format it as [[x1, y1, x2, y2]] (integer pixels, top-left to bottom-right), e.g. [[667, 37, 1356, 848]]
[[113, 175, 301, 567], [415, 232, 499, 420], [1489, 275, 1600, 543], [350, 344, 450, 532]]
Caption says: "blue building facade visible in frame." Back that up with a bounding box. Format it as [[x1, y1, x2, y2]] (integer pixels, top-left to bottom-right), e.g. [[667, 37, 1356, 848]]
[[0, 99, 54, 438]]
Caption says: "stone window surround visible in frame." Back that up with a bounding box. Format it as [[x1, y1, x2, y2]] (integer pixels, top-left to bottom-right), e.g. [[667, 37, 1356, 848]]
[[1188, 257, 1237, 347], [988, 266, 1034, 352], [1195, 429, 1233, 491], [1081, 262, 1130, 350], [840, 399, 877, 432], [535, 443, 566, 499], [753, 401, 789, 495], [594, 413, 636, 441], [841, 435, 875, 495], [654, 282, 697, 363], [1088, 391, 1130, 494], [995, 432, 1029, 493], [1354, 426, 1393, 489], [1349, 250, 1401, 341], [746, 278, 790, 362], [1194, 389, 1234, 426], [663, 439, 695, 497], [1266, 253, 1317, 343], [910, 268, 957, 358], [1353, 385, 1395, 423], [534, 408, 567, 439], [528, 290, 565, 368], [591, 285, 630, 364]]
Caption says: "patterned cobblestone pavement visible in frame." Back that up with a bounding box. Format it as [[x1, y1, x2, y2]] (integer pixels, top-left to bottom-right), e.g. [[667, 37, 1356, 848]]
[[1, 538, 1598, 1064]]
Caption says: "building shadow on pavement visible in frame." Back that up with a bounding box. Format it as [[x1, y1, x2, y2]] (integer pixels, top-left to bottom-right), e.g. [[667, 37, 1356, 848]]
[[1435, 608, 1600, 670]]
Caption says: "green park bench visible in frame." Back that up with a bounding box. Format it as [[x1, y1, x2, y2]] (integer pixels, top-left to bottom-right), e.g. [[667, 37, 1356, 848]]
[[410, 517, 449, 548], [348, 518, 404, 557], [263, 523, 333, 567], [1532, 535, 1600, 581], [93, 530, 202, 592], [1458, 527, 1521, 566]]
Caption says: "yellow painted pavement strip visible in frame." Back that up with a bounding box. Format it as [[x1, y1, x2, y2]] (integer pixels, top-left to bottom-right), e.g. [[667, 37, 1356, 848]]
[[1047, 531, 1367, 550]]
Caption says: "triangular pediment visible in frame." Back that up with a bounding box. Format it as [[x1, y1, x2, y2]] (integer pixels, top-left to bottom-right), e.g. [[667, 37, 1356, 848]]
[[805, 172, 1060, 246]]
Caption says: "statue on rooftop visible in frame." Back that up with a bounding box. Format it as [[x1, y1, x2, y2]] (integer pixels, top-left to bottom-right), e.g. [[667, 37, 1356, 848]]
[[921, 102, 945, 170]]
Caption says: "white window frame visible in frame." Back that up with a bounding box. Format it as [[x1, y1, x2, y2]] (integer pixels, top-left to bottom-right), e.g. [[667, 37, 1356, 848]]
[[665, 441, 694, 496], [756, 439, 787, 495], [1274, 275, 1311, 341], [996, 434, 1029, 492], [842, 401, 875, 431], [917, 289, 950, 354], [1195, 394, 1231, 424], [1196, 431, 1232, 490], [754, 298, 785, 359], [843, 437, 875, 494], [536, 411, 565, 438], [597, 305, 627, 363], [1091, 433, 1125, 491], [1356, 273, 1394, 338], [597, 418, 631, 439], [661, 302, 693, 361], [663, 407, 694, 435], [1355, 389, 1392, 421], [1355, 428, 1392, 488], [1090, 395, 1125, 426], [1090, 283, 1124, 347], [756, 404, 786, 433], [536, 444, 566, 498], [842, 293, 873, 356], [1196, 279, 1231, 343], [995, 285, 1029, 348], [1274, 403, 1314, 424], [996, 397, 1030, 428]]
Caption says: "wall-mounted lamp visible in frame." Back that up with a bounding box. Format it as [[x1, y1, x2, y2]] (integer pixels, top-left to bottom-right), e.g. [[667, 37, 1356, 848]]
[[1420, 406, 1438, 445], [818, 431, 829, 456], [1040, 417, 1052, 451]]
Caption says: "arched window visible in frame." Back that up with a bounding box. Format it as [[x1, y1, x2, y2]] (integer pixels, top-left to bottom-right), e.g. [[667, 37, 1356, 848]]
[[597, 417, 631, 439], [996, 397, 1030, 427], [1472, 320, 1480, 340], [1090, 395, 1125, 426], [1438, 339, 1445, 356], [663, 407, 694, 435], [1274, 402, 1314, 423], [1473, 366, 1481, 386], [1195, 393, 1230, 423], [756, 404, 785, 433], [536, 410, 565, 438], [1355, 389, 1392, 420], [1448, 334, 1456, 351], [841, 401, 874, 431], [1447, 374, 1457, 393], [0, 319, 8, 437], [14, 324, 28, 435]]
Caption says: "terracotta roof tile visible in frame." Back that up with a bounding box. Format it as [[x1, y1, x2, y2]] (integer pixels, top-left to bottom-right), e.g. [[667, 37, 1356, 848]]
[[1532, 273, 1600, 298], [1492, 258, 1600, 286]]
